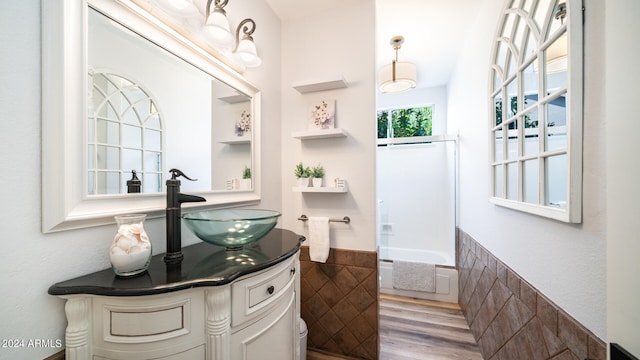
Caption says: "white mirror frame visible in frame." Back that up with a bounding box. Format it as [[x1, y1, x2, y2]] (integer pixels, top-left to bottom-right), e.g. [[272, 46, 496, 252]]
[[488, 0, 583, 223], [42, 0, 261, 232]]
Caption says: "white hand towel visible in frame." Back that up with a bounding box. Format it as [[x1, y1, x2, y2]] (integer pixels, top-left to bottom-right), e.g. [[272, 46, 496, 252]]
[[308, 217, 330, 263]]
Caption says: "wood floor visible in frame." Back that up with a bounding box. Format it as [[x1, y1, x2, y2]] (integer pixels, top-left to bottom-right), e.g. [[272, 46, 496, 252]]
[[308, 294, 483, 360], [379, 294, 483, 360]]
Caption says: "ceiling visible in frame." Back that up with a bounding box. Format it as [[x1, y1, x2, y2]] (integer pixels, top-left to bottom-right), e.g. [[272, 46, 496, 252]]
[[265, 0, 486, 89]]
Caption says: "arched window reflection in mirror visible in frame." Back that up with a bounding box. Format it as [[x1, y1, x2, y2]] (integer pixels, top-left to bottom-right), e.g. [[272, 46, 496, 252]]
[[88, 72, 164, 195], [489, 0, 583, 223]]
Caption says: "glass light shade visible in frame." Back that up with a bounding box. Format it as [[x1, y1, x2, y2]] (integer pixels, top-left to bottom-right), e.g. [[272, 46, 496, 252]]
[[534, 33, 567, 74], [379, 61, 417, 93], [203, 11, 234, 48], [546, 33, 567, 73], [154, 0, 199, 17], [235, 38, 262, 67]]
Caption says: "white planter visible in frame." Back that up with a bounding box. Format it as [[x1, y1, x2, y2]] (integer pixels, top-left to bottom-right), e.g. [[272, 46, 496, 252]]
[[298, 178, 310, 187], [312, 178, 323, 187], [240, 179, 251, 189]]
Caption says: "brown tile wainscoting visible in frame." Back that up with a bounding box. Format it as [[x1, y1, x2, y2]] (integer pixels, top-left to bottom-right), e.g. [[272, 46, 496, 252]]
[[299, 246, 379, 360], [457, 228, 607, 360]]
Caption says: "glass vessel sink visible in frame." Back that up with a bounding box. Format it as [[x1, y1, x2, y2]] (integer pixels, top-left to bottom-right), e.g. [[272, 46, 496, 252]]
[[182, 209, 281, 249]]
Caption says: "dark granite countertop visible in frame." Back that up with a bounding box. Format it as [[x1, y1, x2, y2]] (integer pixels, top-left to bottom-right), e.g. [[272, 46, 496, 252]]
[[48, 229, 304, 297]]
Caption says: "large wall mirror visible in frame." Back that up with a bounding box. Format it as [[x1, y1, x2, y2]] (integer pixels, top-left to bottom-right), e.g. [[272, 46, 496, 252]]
[[488, 0, 583, 223], [42, 0, 262, 232]]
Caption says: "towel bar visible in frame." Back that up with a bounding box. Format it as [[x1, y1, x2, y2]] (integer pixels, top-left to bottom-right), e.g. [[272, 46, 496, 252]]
[[298, 214, 351, 224]]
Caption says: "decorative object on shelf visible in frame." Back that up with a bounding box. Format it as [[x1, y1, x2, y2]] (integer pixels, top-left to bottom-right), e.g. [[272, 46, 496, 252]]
[[294, 162, 311, 187], [235, 110, 251, 136], [309, 99, 335, 130], [241, 165, 251, 189], [110, 214, 152, 277], [311, 164, 325, 187], [333, 178, 347, 188], [379, 36, 416, 93], [152, 0, 262, 68]]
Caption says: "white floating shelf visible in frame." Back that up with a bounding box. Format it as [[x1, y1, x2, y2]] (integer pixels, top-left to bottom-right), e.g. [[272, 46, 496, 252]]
[[291, 76, 348, 93], [291, 128, 348, 140], [292, 186, 348, 193], [217, 136, 251, 144], [217, 94, 250, 103]]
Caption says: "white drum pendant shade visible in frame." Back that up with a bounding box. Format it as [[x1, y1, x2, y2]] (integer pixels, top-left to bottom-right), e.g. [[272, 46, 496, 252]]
[[379, 61, 416, 93]]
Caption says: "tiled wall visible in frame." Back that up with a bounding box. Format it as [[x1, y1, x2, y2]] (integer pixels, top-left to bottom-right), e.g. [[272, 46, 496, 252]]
[[457, 229, 606, 360], [299, 247, 378, 359]]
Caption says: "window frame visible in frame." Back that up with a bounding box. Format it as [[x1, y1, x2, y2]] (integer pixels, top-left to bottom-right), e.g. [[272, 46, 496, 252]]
[[377, 104, 434, 140]]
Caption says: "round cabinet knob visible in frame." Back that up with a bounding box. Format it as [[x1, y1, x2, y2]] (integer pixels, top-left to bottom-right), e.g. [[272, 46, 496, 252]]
[[267, 285, 275, 294]]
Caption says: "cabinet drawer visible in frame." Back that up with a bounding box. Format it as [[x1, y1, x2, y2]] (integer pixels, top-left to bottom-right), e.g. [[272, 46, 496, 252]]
[[92, 289, 205, 359], [232, 256, 296, 327], [110, 305, 184, 337], [102, 298, 190, 342]]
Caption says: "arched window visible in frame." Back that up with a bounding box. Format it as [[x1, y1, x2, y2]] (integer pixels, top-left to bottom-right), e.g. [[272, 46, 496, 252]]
[[88, 72, 164, 194], [489, 0, 583, 222]]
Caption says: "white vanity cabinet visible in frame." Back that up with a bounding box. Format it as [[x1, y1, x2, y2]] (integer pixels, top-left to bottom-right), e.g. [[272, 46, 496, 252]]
[[58, 254, 300, 360], [229, 258, 297, 360]]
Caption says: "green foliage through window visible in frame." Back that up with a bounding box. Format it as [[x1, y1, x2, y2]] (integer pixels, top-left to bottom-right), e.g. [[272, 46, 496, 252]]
[[377, 106, 433, 139]]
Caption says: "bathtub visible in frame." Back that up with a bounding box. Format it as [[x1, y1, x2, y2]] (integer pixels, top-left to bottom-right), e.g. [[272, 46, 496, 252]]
[[378, 247, 459, 303]]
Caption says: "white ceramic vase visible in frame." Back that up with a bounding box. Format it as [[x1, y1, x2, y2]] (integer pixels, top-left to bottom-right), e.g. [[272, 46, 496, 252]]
[[298, 177, 310, 187]]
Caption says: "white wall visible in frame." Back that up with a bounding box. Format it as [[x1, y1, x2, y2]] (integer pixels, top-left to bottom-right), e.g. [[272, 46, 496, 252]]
[[377, 86, 448, 135], [280, 2, 377, 251], [447, 0, 607, 340], [606, 0, 640, 356], [0, 1, 281, 358]]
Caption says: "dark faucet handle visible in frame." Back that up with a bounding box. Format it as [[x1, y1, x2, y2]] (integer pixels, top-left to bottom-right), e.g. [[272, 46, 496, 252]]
[[169, 168, 198, 181]]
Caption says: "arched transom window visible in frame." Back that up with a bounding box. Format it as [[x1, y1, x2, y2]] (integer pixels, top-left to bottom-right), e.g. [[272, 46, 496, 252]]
[[489, 0, 583, 223]]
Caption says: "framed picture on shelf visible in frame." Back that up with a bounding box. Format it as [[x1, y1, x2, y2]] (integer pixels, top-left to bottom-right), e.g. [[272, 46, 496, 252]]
[[308, 99, 335, 130], [235, 110, 251, 136]]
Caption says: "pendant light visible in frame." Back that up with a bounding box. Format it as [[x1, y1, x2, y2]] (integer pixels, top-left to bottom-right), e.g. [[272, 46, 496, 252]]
[[379, 36, 416, 93]]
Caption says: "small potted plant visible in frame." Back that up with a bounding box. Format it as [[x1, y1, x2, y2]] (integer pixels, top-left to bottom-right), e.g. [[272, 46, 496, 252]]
[[311, 164, 325, 187], [241, 165, 251, 189], [294, 162, 311, 187]]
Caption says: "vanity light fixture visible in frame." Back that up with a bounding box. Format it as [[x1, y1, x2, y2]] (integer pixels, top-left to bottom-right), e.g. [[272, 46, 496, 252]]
[[379, 36, 416, 93], [233, 19, 262, 67], [152, 0, 262, 68], [202, 0, 235, 48], [198, 0, 262, 67], [153, 0, 200, 17]]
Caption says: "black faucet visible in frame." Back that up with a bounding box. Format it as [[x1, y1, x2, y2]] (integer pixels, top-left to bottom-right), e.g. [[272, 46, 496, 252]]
[[164, 169, 206, 264]]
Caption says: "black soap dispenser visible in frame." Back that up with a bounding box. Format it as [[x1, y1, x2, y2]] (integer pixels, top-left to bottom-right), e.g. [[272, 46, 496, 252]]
[[127, 170, 142, 193]]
